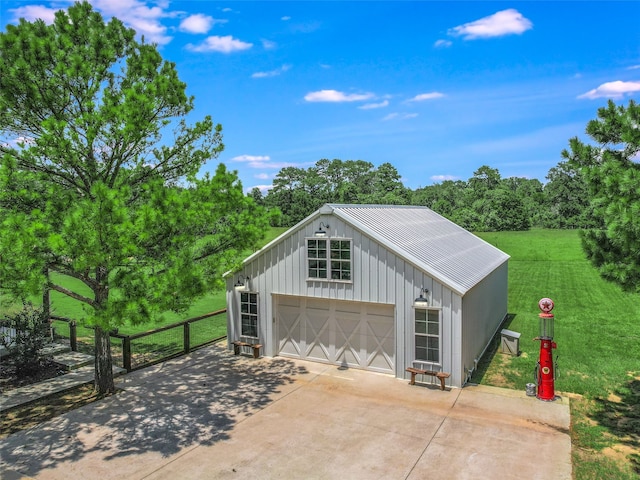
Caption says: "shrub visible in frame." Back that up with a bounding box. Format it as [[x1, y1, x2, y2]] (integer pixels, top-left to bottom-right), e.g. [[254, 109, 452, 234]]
[[0, 303, 51, 375]]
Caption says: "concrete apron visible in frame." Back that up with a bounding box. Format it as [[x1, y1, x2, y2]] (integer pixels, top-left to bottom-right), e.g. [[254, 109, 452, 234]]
[[0, 343, 571, 480]]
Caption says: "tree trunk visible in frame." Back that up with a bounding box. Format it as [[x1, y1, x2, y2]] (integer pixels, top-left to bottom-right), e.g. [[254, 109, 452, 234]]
[[94, 325, 115, 394], [93, 265, 115, 395], [42, 267, 51, 340]]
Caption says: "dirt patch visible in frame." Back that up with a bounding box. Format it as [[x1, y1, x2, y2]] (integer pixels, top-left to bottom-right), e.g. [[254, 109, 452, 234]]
[[1, 353, 117, 439], [482, 353, 517, 389], [565, 370, 589, 381], [603, 444, 638, 464], [607, 392, 623, 403], [570, 390, 640, 477], [0, 356, 67, 393], [1, 383, 118, 438]]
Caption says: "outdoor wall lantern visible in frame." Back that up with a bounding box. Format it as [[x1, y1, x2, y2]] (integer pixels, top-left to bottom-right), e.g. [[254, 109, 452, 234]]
[[234, 275, 250, 291], [314, 222, 330, 237], [414, 287, 429, 307]]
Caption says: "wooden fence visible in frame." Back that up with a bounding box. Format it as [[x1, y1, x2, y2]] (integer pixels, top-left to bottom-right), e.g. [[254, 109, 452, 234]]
[[50, 309, 227, 372]]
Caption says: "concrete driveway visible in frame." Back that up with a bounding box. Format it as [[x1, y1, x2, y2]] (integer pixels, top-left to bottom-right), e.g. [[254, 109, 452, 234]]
[[1, 342, 571, 480]]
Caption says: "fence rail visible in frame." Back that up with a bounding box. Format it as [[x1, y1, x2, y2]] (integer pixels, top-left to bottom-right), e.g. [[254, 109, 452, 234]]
[[50, 309, 227, 372]]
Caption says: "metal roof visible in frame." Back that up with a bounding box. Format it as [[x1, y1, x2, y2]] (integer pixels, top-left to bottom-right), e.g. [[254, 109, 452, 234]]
[[328, 204, 509, 295], [236, 204, 509, 296]]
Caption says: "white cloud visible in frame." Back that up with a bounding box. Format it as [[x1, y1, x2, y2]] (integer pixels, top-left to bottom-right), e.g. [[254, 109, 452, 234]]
[[304, 90, 374, 103], [10, 1, 181, 45], [382, 112, 418, 121], [430, 174, 459, 182], [222, 8, 233, 13], [252, 64, 291, 78], [8, 2, 232, 46], [407, 92, 445, 102], [281, 16, 291, 21], [254, 173, 271, 180], [232, 154, 283, 169], [358, 100, 389, 110], [9, 5, 58, 24], [262, 39, 277, 50], [90, 0, 175, 45], [434, 39, 452, 48], [232, 154, 271, 163], [578, 80, 640, 99], [448, 9, 533, 40], [232, 155, 301, 171], [246, 184, 273, 195], [628, 65, 640, 70], [186, 35, 253, 53], [179, 14, 223, 34]]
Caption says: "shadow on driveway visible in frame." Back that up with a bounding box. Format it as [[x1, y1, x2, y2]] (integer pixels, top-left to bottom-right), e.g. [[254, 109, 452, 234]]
[[0, 342, 307, 478]]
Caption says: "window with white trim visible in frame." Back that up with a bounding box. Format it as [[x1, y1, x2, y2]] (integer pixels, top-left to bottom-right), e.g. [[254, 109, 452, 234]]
[[306, 238, 352, 281], [240, 292, 258, 338], [414, 309, 440, 363]]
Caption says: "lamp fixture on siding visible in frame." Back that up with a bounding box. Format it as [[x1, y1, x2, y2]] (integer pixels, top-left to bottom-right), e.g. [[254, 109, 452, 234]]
[[414, 287, 429, 307], [234, 275, 250, 291], [314, 222, 330, 237]]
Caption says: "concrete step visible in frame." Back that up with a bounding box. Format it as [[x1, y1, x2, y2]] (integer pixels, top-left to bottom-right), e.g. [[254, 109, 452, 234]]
[[41, 342, 72, 356], [1, 342, 71, 359], [0, 365, 126, 413], [52, 351, 94, 370]]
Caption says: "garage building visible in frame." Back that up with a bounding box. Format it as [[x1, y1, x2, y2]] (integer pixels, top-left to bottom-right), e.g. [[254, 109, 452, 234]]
[[226, 204, 509, 388]]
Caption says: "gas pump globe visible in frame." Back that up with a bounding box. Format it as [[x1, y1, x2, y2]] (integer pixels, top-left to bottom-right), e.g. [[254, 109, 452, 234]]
[[534, 298, 558, 401]]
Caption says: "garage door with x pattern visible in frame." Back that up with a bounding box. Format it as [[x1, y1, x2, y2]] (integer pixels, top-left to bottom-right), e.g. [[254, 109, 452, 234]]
[[275, 296, 395, 374]]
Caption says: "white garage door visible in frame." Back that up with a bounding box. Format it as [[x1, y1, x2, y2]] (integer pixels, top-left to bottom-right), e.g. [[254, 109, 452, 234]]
[[275, 296, 395, 374]]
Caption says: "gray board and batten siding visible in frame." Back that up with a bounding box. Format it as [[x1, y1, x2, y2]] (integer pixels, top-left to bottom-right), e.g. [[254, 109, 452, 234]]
[[226, 204, 510, 388]]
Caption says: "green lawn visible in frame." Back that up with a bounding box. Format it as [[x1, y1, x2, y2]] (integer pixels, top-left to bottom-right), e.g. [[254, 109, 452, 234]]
[[1, 227, 289, 332], [475, 229, 640, 479], [2, 227, 637, 477]]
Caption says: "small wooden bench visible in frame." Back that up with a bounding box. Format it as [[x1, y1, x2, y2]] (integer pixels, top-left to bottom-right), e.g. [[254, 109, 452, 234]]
[[232, 341, 262, 359], [406, 367, 451, 390]]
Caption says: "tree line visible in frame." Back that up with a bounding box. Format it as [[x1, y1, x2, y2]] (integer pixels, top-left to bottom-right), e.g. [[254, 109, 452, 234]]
[[249, 158, 596, 232], [250, 100, 638, 292]]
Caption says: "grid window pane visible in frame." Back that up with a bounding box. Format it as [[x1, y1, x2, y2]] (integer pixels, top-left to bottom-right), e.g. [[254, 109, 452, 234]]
[[426, 348, 438, 362], [240, 293, 258, 338], [427, 321, 439, 335], [308, 239, 329, 279], [414, 309, 440, 363], [308, 237, 352, 281], [329, 240, 352, 280]]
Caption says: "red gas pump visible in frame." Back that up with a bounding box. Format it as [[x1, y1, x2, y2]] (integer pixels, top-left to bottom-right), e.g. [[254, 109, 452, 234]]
[[534, 298, 558, 401]]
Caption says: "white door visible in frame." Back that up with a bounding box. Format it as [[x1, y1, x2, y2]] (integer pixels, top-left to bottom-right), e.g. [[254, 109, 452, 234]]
[[275, 296, 395, 374]]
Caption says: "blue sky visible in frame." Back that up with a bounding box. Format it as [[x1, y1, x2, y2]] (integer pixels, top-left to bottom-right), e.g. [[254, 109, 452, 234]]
[[2, 1, 639, 192]]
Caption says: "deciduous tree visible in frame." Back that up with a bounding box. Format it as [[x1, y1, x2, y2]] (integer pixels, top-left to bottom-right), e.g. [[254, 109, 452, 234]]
[[542, 161, 595, 229]]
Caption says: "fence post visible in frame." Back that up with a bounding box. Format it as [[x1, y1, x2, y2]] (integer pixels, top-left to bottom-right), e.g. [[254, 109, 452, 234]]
[[123, 336, 132, 372], [70, 321, 77, 352], [184, 322, 190, 354]]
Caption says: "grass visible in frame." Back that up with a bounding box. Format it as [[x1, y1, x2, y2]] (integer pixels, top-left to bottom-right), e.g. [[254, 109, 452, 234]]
[[2, 227, 638, 477], [475, 229, 640, 479], [1, 227, 289, 333]]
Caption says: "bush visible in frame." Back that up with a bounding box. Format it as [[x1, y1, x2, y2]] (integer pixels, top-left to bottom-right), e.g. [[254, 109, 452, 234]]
[[0, 303, 51, 375]]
